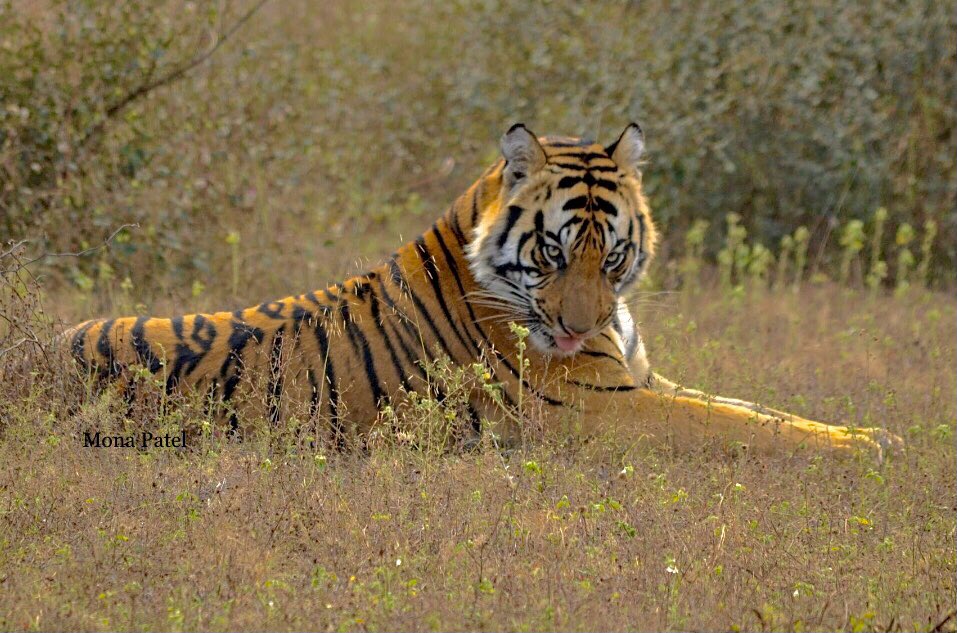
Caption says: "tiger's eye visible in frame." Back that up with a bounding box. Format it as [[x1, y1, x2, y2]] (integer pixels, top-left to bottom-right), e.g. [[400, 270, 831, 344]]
[[604, 251, 624, 269], [543, 244, 565, 267]]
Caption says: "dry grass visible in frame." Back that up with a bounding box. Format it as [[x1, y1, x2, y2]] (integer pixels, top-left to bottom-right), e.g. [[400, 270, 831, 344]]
[[1, 2, 955, 629], [1, 284, 953, 632]]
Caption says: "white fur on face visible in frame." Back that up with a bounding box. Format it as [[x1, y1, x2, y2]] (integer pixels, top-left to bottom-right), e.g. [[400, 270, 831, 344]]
[[467, 168, 651, 356]]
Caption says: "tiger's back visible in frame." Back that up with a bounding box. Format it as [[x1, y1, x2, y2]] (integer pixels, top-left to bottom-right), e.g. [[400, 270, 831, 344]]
[[68, 127, 654, 442]]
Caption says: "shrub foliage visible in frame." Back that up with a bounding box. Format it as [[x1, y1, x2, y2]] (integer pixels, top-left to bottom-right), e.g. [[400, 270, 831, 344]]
[[1, 0, 954, 296]]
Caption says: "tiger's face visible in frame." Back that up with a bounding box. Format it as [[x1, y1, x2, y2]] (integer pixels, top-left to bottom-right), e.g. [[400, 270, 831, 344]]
[[468, 123, 657, 356]]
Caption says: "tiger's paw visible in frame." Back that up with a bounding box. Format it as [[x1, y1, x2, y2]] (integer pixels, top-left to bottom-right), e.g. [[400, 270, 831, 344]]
[[824, 425, 904, 463]]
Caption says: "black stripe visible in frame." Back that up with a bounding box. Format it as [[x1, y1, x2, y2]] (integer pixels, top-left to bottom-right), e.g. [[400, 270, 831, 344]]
[[431, 227, 480, 325], [218, 320, 265, 385], [379, 299, 429, 383], [562, 196, 588, 211], [70, 320, 98, 370], [374, 302, 449, 413], [579, 348, 627, 365], [371, 286, 466, 432], [340, 301, 387, 409], [307, 368, 321, 421], [184, 315, 217, 377], [167, 344, 199, 393], [469, 190, 480, 227], [377, 267, 422, 337], [546, 139, 592, 148], [545, 165, 586, 175], [165, 316, 214, 392], [171, 316, 185, 341], [289, 305, 311, 343], [475, 323, 562, 408], [415, 235, 481, 357], [223, 374, 242, 434], [352, 279, 372, 300], [388, 258, 458, 362], [447, 210, 468, 247], [557, 176, 582, 189], [311, 317, 343, 447], [429, 229, 496, 426], [497, 205, 524, 248], [374, 273, 444, 389], [95, 319, 121, 379], [130, 316, 162, 373], [267, 325, 286, 425], [368, 283, 414, 392], [258, 301, 285, 319], [567, 379, 637, 392], [190, 315, 216, 350], [592, 196, 618, 216]]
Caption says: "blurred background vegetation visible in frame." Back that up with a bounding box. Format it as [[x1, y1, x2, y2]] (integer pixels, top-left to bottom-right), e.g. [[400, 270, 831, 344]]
[[1, 0, 954, 316]]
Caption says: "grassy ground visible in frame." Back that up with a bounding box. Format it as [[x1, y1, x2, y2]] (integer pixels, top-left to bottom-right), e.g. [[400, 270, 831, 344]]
[[1, 284, 953, 631], [1, 2, 954, 630]]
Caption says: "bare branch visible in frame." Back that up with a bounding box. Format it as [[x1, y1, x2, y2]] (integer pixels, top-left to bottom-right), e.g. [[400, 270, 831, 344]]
[[77, 0, 270, 149], [1, 223, 139, 274], [0, 240, 30, 262]]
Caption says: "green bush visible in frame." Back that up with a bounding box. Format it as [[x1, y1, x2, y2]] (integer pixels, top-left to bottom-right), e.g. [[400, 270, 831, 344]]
[[1, 0, 953, 299], [0, 1, 218, 287]]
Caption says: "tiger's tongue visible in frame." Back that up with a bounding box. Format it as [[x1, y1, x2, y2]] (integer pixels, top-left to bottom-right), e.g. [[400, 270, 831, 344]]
[[554, 335, 582, 353]]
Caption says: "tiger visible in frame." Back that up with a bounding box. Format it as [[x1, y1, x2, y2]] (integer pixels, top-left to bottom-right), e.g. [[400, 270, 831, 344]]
[[65, 123, 901, 458]]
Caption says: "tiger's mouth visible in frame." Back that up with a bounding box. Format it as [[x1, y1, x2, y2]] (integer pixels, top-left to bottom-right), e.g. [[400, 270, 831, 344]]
[[552, 332, 585, 354], [526, 323, 593, 357], [538, 310, 618, 356], [521, 299, 610, 356]]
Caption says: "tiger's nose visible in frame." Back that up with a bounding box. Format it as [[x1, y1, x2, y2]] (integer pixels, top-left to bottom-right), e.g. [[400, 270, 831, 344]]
[[559, 317, 591, 338]]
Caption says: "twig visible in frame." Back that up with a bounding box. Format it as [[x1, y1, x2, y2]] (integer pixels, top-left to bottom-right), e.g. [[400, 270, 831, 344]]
[[931, 608, 956, 633], [1, 223, 139, 274], [0, 240, 29, 262], [77, 0, 270, 149], [0, 337, 31, 358]]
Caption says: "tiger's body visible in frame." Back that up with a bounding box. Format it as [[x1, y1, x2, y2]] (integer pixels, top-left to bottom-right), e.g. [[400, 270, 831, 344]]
[[67, 124, 899, 457]]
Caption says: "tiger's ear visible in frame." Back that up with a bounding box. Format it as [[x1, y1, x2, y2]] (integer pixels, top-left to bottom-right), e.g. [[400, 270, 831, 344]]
[[605, 123, 645, 176], [500, 123, 546, 193]]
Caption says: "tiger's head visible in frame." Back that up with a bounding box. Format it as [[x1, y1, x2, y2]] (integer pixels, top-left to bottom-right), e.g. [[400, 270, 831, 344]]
[[467, 123, 657, 356]]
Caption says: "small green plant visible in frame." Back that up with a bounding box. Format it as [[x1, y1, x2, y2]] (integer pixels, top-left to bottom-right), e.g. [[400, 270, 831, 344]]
[[664, 554, 683, 627], [681, 219, 710, 291], [866, 207, 888, 293], [774, 234, 793, 291], [509, 321, 531, 422], [894, 223, 916, 296], [838, 219, 866, 285], [746, 243, 773, 289], [225, 230, 241, 298], [378, 353, 478, 455], [792, 226, 810, 291], [718, 213, 747, 290], [917, 219, 938, 289]]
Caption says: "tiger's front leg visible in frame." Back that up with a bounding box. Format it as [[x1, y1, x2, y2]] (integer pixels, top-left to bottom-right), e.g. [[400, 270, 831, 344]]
[[561, 347, 903, 460], [586, 365, 901, 459], [628, 378, 899, 459]]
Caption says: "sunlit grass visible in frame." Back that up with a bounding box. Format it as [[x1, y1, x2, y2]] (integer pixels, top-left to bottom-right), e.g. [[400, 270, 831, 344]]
[[0, 282, 953, 631]]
